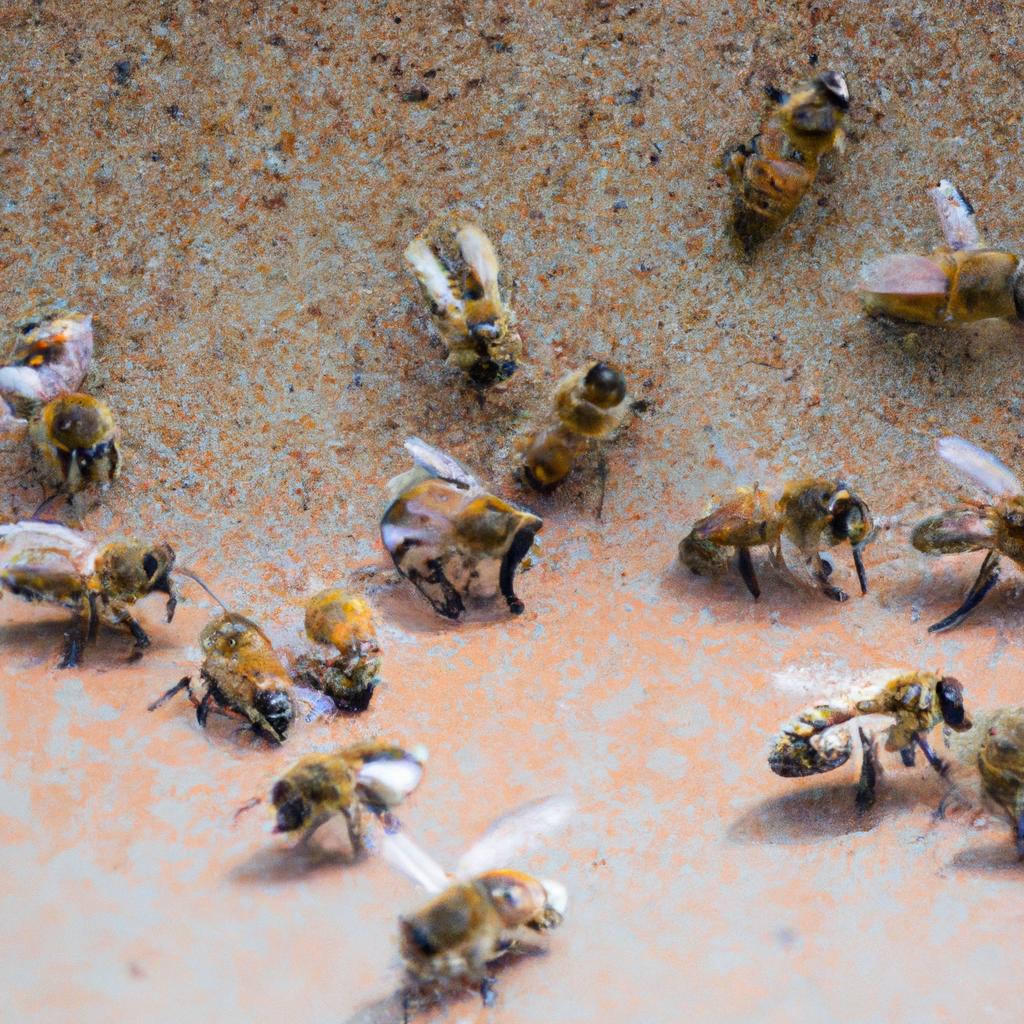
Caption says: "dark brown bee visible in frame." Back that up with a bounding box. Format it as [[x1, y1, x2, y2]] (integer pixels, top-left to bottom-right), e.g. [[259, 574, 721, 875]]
[[861, 181, 1024, 325], [29, 392, 120, 498], [911, 437, 1024, 632], [290, 588, 381, 712], [270, 739, 426, 850], [522, 362, 629, 491], [0, 309, 93, 427], [0, 521, 175, 668], [769, 669, 971, 810], [679, 478, 873, 602], [150, 612, 302, 744], [724, 71, 849, 252]]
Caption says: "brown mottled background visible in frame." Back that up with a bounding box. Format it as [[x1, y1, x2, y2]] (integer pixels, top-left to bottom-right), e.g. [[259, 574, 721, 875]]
[[2, 2, 1024, 1022]]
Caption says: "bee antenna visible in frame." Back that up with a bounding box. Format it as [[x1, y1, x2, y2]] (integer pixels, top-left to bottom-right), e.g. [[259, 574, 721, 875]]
[[175, 567, 228, 611], [31, 491, 63, 519]]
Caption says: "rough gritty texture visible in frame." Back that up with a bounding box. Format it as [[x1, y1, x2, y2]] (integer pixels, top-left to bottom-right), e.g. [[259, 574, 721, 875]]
[[2, 2, 1024, 1022]]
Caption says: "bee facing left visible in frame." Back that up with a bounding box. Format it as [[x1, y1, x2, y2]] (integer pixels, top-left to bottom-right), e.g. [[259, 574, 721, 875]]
[[977, 707, 1024, 857], [405, 220, 522, 387]]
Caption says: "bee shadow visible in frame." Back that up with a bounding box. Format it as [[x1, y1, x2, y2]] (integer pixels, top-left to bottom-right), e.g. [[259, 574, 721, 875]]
[[229, 841, 361, 885], [948, 841, 1024, 874], [728, 778, 938, 844], [343, 945, 549, 1024]]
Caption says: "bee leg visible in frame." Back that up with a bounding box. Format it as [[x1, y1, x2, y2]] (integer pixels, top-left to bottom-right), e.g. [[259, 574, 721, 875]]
[[595, 450, 608, 521], [58, 596, 93, 669], [811, 553, 848, 602], [1016, 809, 1024, 859], [480, 976, 497, 1007], [852, 544, 869, 595], [900, 744, 917, 767], [31, 490, 63, 519], [147, 676, 192, 712], [499, 528, 538, 615], [854, 727, 879, 813], [927, 550, 1001, 633], [342, 802, 365, 855], [196, 690, 214, 729], [736, 547, 761, 599], [914, 734, 950, 778], [121, 614, 151, 661]]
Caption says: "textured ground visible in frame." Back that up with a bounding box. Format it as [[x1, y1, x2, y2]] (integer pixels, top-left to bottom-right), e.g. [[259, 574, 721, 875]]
[[3, 2, 1024, 1022]]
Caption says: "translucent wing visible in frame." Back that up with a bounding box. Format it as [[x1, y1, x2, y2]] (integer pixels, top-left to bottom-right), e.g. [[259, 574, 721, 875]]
[[403, 436, 478, 488], [456, 795, 575, 880], [379, 828, 451, 895], [860, 254, 950, 296], [0, 520, 97, 574], [0, 312, 93, 409], [929, 180, 981, 251], [937, 436, 1023, 498], [404, 238, 462, 314], [456, 224, 500, 292], [289, 685, 337, 723]]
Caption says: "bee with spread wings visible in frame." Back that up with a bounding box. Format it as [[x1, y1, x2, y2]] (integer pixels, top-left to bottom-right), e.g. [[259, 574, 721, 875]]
[[381, 438, 542, 620], [861, 181, 1024, 325], [369, 795, 573, 1015], [911, 437, 1024, 632]]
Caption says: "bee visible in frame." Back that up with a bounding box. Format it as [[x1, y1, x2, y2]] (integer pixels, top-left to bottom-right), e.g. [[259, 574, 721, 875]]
[[861, 180, 1024, 325], [29, 392, 120, 499], [381, 437, 542, 620], [977, 706, 1024, 857], [378, 795, 572, 1009], [521, 362, 629, 491], [0, 308, 93, 426], [678, 478, 873, 602], [0, 520, 175, 668], [723, 71, 849, 252], [769, 670, 972, 810], [270, 739, 426, 851], [404, 221, 522, 387], [911, 437, 1024, 633], [148, 611, 329, 744], [290, 588, 381, 712]]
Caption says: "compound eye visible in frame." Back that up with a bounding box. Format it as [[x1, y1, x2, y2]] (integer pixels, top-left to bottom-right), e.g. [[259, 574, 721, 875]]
[[937, 678, 966, 727], [143, 553, 159, 578]]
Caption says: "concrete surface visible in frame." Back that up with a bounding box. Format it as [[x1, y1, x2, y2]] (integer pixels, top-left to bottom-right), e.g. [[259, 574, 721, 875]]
[[2, 2, 1024, 1022]]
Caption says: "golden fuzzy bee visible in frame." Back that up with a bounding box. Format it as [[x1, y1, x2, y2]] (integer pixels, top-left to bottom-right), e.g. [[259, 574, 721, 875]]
[[769, 670, 971, 809], [29, 392, 120, 499], [0, 520, 175, 668], [381, 437, 542, 619], [378, 795, 572, 1009], [149, 612, 334, 744], [290, 588, 381, 712], [679, 478, 873, 602], [861, 180, 1024, 325], [270, 739, 426, 851], [723, 71, 849, 252], [911, 437, 1024, 633], [977, 706, 1024, 857], [521, 361, 629, 491], [404, 221, 522, 387], [0, 308, 93, 428]]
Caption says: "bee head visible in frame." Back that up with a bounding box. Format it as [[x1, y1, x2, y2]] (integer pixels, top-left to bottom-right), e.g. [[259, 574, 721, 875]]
[[270, 779, 310, 833], [399, 915, 438, 959], [304, 588, 377, 653], [817, 71, 850, 110], [937, 676, 971, 732], [200, 612, 271, 657], [255, 689, 294, 742], [827, 486, 872, 547], [96, 541, 176, 609], [581, 362, 627, 409], [478, 870, 550, 929]]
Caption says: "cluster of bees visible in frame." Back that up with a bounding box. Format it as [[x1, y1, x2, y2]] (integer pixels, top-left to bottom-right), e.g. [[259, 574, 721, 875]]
[[3, 66, 1024, 1016]]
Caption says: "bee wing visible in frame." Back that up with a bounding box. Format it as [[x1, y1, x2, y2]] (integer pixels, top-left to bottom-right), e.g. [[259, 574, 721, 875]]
[[859, 254, 950, 296], [403, 436, 479, 488], [455, 795, 575, 880], [456, 224, 501, 294], [0, 520, 96, 574], [0, 313, 93, 406], [378, 827, 451, 895], [937, 436, 1024, 498], [929, 180, 981, 250], [289, 684, 338, 723], [404, 237, 462, 314]]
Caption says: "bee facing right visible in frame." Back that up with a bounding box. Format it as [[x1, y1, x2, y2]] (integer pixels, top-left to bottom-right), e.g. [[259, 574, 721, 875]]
[[861, 180, 1024, 325]]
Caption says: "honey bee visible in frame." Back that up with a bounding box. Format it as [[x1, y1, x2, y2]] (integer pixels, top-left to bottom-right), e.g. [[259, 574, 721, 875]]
[[29, 392, 120, 499], [404, 221, 522, 387], [723, 71, 849, 252], [678, 478, 873, 602], [378, 795, 572, 1009], [911, 437, 1024, 633], [0, 520, 175, 668], [290, 588, 381, 712], [0, 308, 93, 426], [521, 362, 629, 491], [149, 611, 339, 744], [861, 180, 1024, 325], [381, 437, 542, 620], [769, 670, 972, 809], [977, 706, 1024, 857], [270, 739, 426, 851]]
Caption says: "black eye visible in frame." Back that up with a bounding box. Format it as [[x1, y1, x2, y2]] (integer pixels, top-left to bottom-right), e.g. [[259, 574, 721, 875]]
[[143, 554, 159, 578], [938, 678, 966, 727]]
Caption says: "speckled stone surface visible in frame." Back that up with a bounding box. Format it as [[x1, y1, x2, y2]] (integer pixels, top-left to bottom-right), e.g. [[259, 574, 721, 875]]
[[3, 2, 1024, 1022]]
